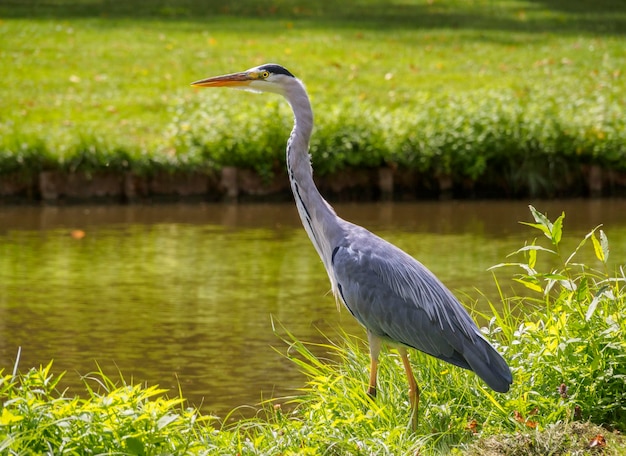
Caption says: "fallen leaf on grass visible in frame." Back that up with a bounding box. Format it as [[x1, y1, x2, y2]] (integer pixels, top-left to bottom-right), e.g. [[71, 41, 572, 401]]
[[514, 410, 538, 428], [589, 434, 606, 448], [70, 230, 86, 239]]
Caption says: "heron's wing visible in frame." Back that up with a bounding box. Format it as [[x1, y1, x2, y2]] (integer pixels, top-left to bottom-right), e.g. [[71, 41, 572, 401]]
[[331, 224, 512, 391]]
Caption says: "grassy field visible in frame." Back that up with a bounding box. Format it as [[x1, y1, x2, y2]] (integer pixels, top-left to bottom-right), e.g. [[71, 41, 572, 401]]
[[1, 0, 625, 196]]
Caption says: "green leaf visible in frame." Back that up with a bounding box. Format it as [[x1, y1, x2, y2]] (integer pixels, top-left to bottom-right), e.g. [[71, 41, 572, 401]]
[[576, 276, 589, 303], [508, 244, 556, 256], [528, 247, 536, 270], [586, 295, 600, 321], [520, 221, 552, 239], [513, 277, 543, 293], [0, 408, 23, 426], [125, 437, 145, 456], [157, 413, 179, 430], [600, 229, 610, 261], [542, 273, 569, 280], [591, 231, 605, 263], [551, 212, 564, 245], [527, 205, 553, 236]]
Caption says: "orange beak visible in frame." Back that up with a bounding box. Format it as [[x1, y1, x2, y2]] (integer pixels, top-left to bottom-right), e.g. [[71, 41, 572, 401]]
[[191, 71, 251, 88]]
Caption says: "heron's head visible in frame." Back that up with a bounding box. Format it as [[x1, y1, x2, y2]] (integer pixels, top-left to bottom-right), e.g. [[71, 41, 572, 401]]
[[191, 63, 296, 96]]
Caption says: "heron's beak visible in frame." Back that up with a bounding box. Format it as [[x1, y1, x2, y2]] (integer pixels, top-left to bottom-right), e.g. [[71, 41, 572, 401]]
[[191, 72, 251, 88]]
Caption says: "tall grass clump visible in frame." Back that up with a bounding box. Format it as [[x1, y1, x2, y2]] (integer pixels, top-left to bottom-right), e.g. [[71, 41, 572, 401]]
[[489, 206, 626, 430], [0, 362, 215, 454], [58, 135, 135, 175], [0, 135, 54, 179]]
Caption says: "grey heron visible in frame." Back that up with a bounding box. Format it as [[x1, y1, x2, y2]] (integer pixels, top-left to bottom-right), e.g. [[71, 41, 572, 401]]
[[191, 64, 512, 429]]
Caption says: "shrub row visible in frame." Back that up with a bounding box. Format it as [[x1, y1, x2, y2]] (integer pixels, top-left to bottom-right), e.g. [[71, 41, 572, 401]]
[[2, 89, 625, 199]]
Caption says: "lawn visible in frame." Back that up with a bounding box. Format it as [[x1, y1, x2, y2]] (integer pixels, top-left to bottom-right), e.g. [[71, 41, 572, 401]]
[[1, 0, 625, 196]]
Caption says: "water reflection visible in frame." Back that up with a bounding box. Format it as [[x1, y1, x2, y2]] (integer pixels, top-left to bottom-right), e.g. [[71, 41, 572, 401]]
[[0, 200, 625, 418]]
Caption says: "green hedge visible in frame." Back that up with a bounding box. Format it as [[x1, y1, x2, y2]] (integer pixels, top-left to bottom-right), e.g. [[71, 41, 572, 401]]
[[2, 87, 625, 197], [167, 87, 626, 195]]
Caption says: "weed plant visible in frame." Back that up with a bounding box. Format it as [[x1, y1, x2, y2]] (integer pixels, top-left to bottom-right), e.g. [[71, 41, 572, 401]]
[[489, 206, 626, 430], [1, 206, 624, 454]]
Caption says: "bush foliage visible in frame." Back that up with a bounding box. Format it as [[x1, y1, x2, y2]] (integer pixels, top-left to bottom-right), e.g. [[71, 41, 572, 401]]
[[5, 88, 626, 196], [161, 86, 626, 196]]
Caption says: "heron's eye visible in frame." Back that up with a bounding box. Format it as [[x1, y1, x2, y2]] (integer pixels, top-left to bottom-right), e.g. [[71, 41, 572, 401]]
[[261, 71, 270, 79]]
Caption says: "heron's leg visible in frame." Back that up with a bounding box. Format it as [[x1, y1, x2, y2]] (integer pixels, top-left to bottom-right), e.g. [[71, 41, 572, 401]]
[[366, 331, 382, 400], [399, 347, 420, 430], [367, 358, 378, 399]]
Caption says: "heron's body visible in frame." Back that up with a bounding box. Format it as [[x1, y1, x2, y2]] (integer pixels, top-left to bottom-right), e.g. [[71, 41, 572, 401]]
[[192, 64, 512, 428]]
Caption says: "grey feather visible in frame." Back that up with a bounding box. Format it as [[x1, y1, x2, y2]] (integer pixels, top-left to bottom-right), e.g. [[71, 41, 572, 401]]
[[332, 220, 512, 393]]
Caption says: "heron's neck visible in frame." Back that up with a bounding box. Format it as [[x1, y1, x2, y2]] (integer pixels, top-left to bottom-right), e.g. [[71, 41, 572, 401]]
[[284, 80, 343, 270]]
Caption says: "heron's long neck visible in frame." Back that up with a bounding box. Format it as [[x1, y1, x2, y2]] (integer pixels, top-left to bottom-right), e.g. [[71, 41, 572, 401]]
[[284, 80, 342, 274]]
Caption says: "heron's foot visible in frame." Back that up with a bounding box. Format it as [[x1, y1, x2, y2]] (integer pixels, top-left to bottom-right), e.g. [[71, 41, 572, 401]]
[[408, 386, 420, 431], [409, 403, 419, 431], [366, 386, 377, 401]]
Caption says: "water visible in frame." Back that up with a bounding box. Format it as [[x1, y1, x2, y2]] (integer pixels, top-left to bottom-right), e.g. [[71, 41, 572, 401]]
[[1, 200, 625, 419]]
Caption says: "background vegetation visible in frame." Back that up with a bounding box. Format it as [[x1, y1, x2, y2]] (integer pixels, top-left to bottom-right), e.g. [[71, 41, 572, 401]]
[[1, 0, 626, 197], [1, 206, 625, 453]]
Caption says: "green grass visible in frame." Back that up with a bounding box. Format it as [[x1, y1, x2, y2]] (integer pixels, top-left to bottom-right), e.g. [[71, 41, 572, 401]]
[[0, 363, 213, 454], [1, 1, 626, 195], [1, 206, 625, 454]]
